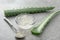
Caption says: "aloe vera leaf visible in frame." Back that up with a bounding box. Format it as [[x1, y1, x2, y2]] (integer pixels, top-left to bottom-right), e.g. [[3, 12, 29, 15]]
[[31, 11, 60, 35], [4, 7, 55, 17]]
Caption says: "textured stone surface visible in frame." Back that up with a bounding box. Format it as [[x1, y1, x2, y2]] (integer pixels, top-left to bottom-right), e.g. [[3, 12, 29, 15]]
[[0, 0, 60, 40]]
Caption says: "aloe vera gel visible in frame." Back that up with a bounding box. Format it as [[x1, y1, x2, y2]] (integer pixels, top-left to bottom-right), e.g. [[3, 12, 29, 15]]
[[15, 14, 35, 29]]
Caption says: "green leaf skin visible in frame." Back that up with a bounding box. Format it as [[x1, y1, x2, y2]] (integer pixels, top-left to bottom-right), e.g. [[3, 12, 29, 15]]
[[4, 7, 55, 17], [31, 11, 60, 35]]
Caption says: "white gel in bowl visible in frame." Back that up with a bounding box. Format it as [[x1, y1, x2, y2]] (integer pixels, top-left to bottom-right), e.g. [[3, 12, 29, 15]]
[[15, 14, 35, 29]]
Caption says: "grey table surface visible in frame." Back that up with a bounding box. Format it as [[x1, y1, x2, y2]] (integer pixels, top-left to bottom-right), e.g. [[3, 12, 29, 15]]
[[0, 0, 60, 40]]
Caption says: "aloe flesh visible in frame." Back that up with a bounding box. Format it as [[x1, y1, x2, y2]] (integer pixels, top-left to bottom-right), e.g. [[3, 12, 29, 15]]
[[4, 7, 55, 17], [31, 11, 60, 35]]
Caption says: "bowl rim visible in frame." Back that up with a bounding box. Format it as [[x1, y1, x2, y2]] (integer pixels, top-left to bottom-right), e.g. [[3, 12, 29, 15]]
[[15, 13, 36, 25]]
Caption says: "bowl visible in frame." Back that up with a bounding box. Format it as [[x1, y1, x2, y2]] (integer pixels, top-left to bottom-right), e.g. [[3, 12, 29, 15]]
[[15, 13, 36, 29]]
